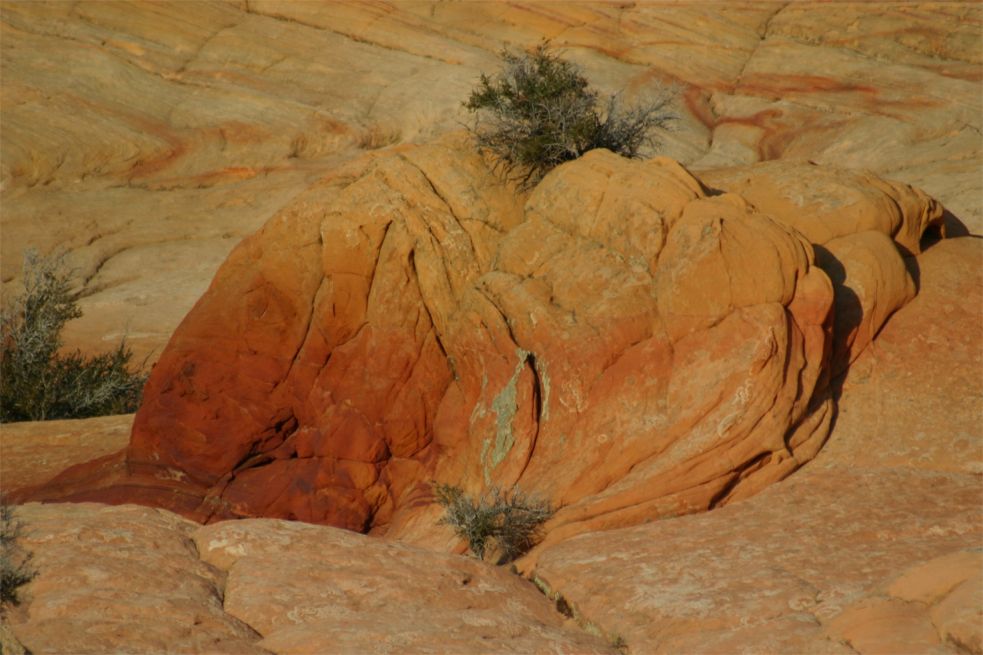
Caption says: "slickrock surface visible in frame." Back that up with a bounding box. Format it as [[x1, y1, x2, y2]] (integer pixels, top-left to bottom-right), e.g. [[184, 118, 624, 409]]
[[0, 414, 132, 492], [529, 237, 983, 654], [821, 237, 983, 474], [193, 519, 614, 654], [2, 502, 614, 655], [2, 2, 979, 363], [1, 503, 267, 655], [531, 467, 980, 654]]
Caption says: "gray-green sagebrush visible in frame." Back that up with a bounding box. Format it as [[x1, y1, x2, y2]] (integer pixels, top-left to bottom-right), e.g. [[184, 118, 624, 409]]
[[434, 483, 552, 563], [0, 250, 146, 422], [0, 500, 35, 607], [464, 42, 676, 189]]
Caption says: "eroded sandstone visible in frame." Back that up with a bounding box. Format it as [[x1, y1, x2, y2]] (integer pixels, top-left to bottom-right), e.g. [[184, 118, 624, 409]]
[[16, 134, 946, 557], [528, 237, 982, 654], [1, 2, 978, 364]]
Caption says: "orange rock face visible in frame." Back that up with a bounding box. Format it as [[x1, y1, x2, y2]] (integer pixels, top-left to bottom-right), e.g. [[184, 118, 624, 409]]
[[528, 238, 981, 653], [20, 135, 945, 549]]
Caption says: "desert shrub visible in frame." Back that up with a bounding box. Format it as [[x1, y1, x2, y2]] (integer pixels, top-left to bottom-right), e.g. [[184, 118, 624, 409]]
[[0, 499, 35, 607], [464, 42, 675, 188], [434, 483, 552, 563], [0, 250, 146, 422]]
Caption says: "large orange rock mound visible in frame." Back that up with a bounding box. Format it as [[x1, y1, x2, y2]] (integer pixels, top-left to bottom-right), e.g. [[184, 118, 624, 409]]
[[20, 134, 944, 547]]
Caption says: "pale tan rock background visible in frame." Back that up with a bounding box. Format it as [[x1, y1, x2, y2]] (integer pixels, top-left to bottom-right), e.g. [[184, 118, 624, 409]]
[[1, 2, 981, 654], [1, 1, 979, 363]]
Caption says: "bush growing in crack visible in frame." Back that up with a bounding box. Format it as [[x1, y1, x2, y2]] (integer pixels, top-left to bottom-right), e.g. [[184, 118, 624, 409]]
[[464, 41, 676, 188], [434, 482, 552, 563]]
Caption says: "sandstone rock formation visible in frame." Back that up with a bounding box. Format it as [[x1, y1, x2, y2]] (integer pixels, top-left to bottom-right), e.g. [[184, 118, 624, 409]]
[[1, 503, 265, 654], [1, 4, 979, 652], [1, 2, 978, 363], [2, 502, 615, 655], [528, 236, 982, 653], [18, 134, 945, 554], [4, 237, 978, 655]]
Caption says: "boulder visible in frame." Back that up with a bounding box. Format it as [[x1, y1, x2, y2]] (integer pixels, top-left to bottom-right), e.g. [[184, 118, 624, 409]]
[[18, 136, 945, 553], [526, 236, 982, 654], [704, 161, 942, 374]]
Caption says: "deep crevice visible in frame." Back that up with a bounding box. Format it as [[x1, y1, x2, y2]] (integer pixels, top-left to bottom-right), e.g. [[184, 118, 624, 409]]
[[530, 575, 629, 653], [514, 354, 544, 483], [527, 354, 543, 427], [707, 450, 772, 510]]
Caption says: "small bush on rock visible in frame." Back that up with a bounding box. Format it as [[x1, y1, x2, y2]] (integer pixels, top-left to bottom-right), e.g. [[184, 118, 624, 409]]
[[0, 499, 35, 607], [0, 250, 146, 422], [434, 483, 552, 563], [464, 42, 675, 188]]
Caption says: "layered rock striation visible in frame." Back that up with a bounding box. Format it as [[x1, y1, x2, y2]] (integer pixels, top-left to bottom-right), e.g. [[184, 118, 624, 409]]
[[20, 134, 944, 548], [529, 237, 983, 653], [2, 2, 978, 364]]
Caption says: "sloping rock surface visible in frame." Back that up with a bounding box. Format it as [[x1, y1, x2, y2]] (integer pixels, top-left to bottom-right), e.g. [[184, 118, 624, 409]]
[[529, 237, 983, 654], [2, 2, 979, 363], [2, 503, 267, 655], [193, 519, 614, 654], [3, 502, 614, 655], [19, 136, 944, 551], [0, 414, 132, 492]]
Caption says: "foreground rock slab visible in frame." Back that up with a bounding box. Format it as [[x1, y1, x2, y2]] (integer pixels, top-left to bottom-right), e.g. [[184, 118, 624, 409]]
[[5, 503, 614, 655], [194, 519, 615, 654], [4, 503, 265, 654], [532, 466, 980, 654]]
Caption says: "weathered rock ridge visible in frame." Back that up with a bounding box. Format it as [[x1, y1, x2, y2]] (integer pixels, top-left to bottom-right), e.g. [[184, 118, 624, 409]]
[[19, 135, 944, 550]]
